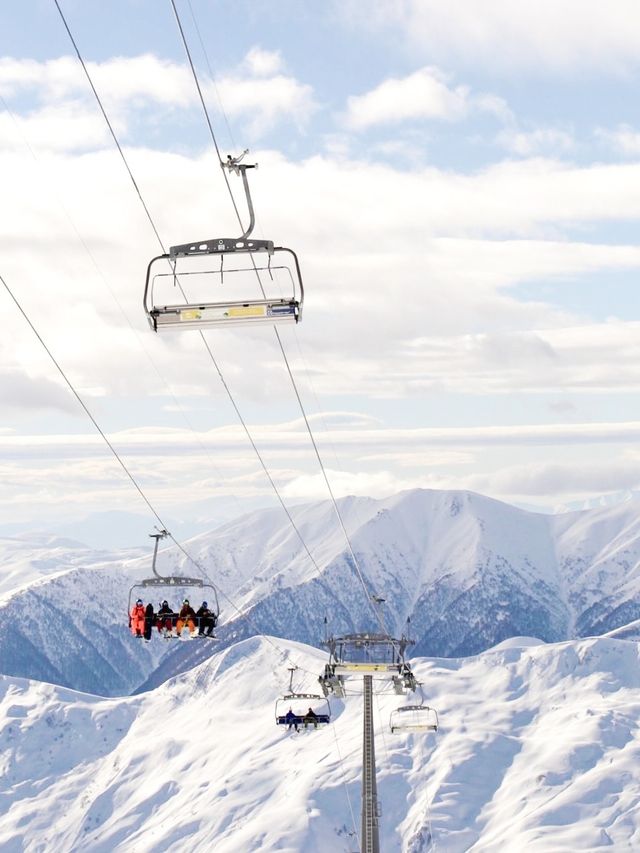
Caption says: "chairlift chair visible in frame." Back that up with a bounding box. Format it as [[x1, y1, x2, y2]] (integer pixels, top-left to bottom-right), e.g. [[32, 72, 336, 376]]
[[275, 667, 331, 728], [144, 152, 304, 332], [127, 530, 219, 630], [390, 684, 438, 734]]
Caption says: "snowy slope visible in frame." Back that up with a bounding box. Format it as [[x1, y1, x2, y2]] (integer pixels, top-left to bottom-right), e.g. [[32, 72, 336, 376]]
[[0, 534, 143, 599], [0, 635, 639, 852], [3, 488, 640, 696]]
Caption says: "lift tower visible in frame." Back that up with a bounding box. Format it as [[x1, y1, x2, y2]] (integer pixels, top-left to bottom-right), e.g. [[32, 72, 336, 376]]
[[320, 630, 416, 852]]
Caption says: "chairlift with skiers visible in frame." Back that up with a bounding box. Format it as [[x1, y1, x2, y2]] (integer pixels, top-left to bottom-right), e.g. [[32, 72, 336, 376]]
[[127, 529, 219, 624], [275, 666, 331, 730]]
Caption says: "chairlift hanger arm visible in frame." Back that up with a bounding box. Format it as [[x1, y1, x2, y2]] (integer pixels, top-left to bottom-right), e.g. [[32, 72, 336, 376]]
[[167, 152, 265, 255]]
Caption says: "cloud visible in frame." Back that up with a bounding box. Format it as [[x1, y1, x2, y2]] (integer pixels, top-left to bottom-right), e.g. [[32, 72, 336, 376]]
[[215, 73, 316, 135], [344, 67, 468, 130], [596, 124, 640, 157], [0, 55, 194, 106], [3, 417, 640, 523], [467, 460, 640, 498], [0, 369, 78, 414], [338, 0, 640, 74], [0, 102, 113, 153], [496, 126, 574, 156], [3, 417, 640, 461], [4, 142, 640, 408], [243, 47, 284, 77], [0, 52, 316, 150], [343, 66, 512, 131]]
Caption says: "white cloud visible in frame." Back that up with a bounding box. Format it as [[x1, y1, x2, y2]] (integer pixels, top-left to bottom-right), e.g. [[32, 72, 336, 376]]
[[339, 0, 640, 74], [596, 124, 640, 157], [4, 143, 640, 408], [0, 55, 194, 106], [0, 102, 113, 152], [0, 53, 316, 150], [343, 66, 512, 131], [467, 460, 640, 498], [3, 418, 640, 522], [3, 418, 640, 460], [496, 126, 574, 156], [243, 47, 284, 77], [344, 67, 468, 130], [216, 74, 316, 135]]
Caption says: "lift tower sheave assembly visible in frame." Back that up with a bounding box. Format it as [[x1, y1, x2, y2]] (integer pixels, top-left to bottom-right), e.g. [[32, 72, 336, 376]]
[[320, 630, 418, 853]]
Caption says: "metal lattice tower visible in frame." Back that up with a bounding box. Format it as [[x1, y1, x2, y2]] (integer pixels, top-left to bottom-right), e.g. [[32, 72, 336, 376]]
[[361, 675, 380, 853], [319, 631, 417, 853]]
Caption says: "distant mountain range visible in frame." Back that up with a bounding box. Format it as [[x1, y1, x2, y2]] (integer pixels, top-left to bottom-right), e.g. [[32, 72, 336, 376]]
[[1, 488, 640, 696]]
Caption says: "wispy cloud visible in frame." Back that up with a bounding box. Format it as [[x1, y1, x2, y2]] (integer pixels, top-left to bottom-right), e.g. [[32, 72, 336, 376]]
[[338, 0, 640, 74], [596, 124, 640, 157]]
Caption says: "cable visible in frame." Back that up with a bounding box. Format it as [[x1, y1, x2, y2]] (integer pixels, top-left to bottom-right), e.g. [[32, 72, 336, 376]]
[[53, 0, 330, 590], [0, 93, 247, 527], [186, 0, 237, 152], [2, 262, 327, 680], [1, 271, 167, 531], [53, 0, 166, 255], [169, 0, 386, 635], [52, 3, 378, 729]]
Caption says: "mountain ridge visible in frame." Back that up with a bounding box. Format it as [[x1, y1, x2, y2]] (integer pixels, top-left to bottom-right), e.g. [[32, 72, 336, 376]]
[[1, 487, 640, 696]]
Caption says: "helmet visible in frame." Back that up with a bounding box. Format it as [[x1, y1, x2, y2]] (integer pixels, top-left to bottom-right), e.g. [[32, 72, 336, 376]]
[[162, 600, 168, 606], [202, 601, 208, 607], [136, 599, 143, 605], [183, 599, 189, 604]]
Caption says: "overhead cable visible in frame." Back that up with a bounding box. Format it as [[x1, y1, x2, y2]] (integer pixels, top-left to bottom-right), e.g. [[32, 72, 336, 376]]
[[169, 0, 385, 633]]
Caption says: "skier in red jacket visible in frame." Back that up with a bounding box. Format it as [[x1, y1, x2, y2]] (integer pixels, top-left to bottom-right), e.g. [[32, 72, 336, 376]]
[[129, 599, 145, 638]]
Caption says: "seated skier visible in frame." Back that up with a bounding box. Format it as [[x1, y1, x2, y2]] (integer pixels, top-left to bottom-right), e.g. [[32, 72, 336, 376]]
[[129, 599, 145, 638], [196, 601, 217, 637], [157, 600, 175, 637], [284, 708, 299, 732], [176, 598, 197, 637], [303, 707, 319, 729]]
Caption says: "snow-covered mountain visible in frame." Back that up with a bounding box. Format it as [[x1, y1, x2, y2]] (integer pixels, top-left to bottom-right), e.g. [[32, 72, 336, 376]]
[[2, 488, 640, 697], [1, 634, 639, 852], [0, 534, 143, 600]]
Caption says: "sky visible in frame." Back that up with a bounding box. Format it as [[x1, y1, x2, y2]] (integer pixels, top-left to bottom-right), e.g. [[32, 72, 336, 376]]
[[3, 0, 640, 544]]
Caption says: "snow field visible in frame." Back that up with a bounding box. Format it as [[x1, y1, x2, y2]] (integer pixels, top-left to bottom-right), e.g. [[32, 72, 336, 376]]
[[0, 634, 639, 851]]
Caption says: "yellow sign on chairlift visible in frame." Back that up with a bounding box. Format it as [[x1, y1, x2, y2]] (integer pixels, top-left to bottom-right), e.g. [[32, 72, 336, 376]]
[[180, 308, 203, 321], [225, 305, 267, 318]]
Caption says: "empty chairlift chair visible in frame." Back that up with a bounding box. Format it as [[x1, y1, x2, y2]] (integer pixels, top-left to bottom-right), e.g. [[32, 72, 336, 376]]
[[144, 152, 304, 332], [390, 684, 438, 734]]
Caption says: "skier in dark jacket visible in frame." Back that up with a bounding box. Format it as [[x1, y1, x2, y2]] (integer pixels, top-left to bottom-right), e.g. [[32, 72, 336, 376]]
[[143, 602, 155, 641], [176, 599, 197, 637], [284, 708, 299, 732], [157, 600, 175, 636], [196, 601, 217, 637], [303, 708, 319, 729]]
